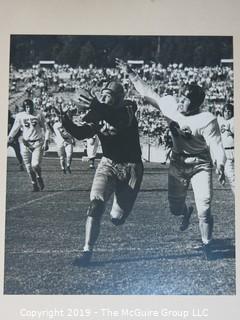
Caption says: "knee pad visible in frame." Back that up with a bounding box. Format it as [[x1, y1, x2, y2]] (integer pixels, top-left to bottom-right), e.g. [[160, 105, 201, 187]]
[[198, 207, 212, 223], [87, 199, 105, 218]]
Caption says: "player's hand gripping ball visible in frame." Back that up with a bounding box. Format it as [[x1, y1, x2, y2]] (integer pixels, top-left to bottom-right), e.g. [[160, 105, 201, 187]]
[[99, 120, 118, 136]]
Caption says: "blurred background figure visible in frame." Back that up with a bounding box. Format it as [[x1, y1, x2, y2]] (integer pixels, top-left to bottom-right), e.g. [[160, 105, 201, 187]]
[[86, 135, 99, 169], [8, 99, 49, 192], [217, 103, 234, 194], [52, 111, 75, 174]]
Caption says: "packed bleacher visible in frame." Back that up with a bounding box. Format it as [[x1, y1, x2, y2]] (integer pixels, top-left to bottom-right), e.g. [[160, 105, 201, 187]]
[[8, 62, 233, 146]]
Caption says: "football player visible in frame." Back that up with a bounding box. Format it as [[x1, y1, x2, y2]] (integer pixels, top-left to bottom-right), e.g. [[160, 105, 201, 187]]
[[116, 58, 226, 260], [217, 103, 234, 193], [52, 112, 75, 174], [8, 99, 50, 192], [61, 81, 143, 266]]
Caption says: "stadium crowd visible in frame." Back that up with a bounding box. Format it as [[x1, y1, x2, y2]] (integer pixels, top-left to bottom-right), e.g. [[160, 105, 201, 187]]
[[9, 61, 233, 146]]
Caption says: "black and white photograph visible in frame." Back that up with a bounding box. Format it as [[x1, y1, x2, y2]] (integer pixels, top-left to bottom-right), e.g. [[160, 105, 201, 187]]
[[0, 1, 240, 319], [4, 34, 235, 295]]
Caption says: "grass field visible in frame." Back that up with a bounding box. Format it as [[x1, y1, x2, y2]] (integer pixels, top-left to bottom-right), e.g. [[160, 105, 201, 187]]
[[4, 157, 235, 295]]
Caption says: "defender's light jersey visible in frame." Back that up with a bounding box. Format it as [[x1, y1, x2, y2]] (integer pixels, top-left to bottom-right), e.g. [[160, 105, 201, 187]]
[[53, 121, 73, 145], [217, 116, 234, 149], [9, 111, 48, 141], [131, 75, 226, 166]]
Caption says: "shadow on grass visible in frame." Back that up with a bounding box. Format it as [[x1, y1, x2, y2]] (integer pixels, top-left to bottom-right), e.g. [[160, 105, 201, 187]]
[[73, 251, 201, 268], [193, 238, 235, 260], [38, 188, 169, 193], [73, 238, 235, 268], [210, 238, 235, 260]]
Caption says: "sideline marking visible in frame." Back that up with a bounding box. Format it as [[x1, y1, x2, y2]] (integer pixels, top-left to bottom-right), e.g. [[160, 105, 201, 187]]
[[6, 186, 169, 213], [8, 247, 164, 254], [6, 191, 64, 213]]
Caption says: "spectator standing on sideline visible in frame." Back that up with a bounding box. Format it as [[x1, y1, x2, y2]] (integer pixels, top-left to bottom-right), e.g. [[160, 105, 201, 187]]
[[217, 103, 234, 193], [86, 135, 100, 169]]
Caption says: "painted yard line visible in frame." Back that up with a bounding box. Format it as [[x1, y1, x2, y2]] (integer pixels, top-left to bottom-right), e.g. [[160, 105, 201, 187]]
[[6, 191, 66, 213], [6, 186, 231, 214], [7, 247, 179, 254], [6, 189, 165, 213]]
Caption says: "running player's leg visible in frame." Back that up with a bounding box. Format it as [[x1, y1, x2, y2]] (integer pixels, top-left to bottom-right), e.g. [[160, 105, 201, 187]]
[[168, 163, 189, 216], [191, 168, 213, 245], [12, 139, 24, 170], [225, 157, 235, 194], [191, 168, 213, 259], [83, 158, 116, 252], [65, 143, 73, 173], [31, 144, 44, 190], [57, 144, 66, 173], [20, 142, 38, 190], [110, 162, 143, 225], [168, 163, 193, 231]]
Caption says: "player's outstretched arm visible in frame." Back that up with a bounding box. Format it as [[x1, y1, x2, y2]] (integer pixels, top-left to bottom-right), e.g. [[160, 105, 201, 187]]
[[115, 58, 162, 104], [61, 112, 99, 140], [115, 58, 180, 122], [115, 58, 159, 101]]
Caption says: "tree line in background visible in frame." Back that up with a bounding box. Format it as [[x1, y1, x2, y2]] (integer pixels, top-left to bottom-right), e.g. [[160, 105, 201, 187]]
[[10, 35, 233, 69]]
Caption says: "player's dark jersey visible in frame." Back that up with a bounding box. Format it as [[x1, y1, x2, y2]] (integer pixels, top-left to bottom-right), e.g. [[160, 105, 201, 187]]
[[62, 99, 142, 163]]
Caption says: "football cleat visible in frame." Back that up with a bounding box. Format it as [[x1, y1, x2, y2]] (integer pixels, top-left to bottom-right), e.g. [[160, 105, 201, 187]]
[[73, 251, 92, 267], [66, 166, 72, 174], [32, 182, 40, 192], [202, 243, 213, 261], [89, 163, 95, 169], [62, 168, 66, 174], [180, 206, 194, 231], [111, 217, 126, 226], [37, 176, 45, 191]]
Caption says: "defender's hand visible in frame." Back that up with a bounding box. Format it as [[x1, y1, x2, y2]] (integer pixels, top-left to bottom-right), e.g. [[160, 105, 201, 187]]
[[99, 120, 117, 136]]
